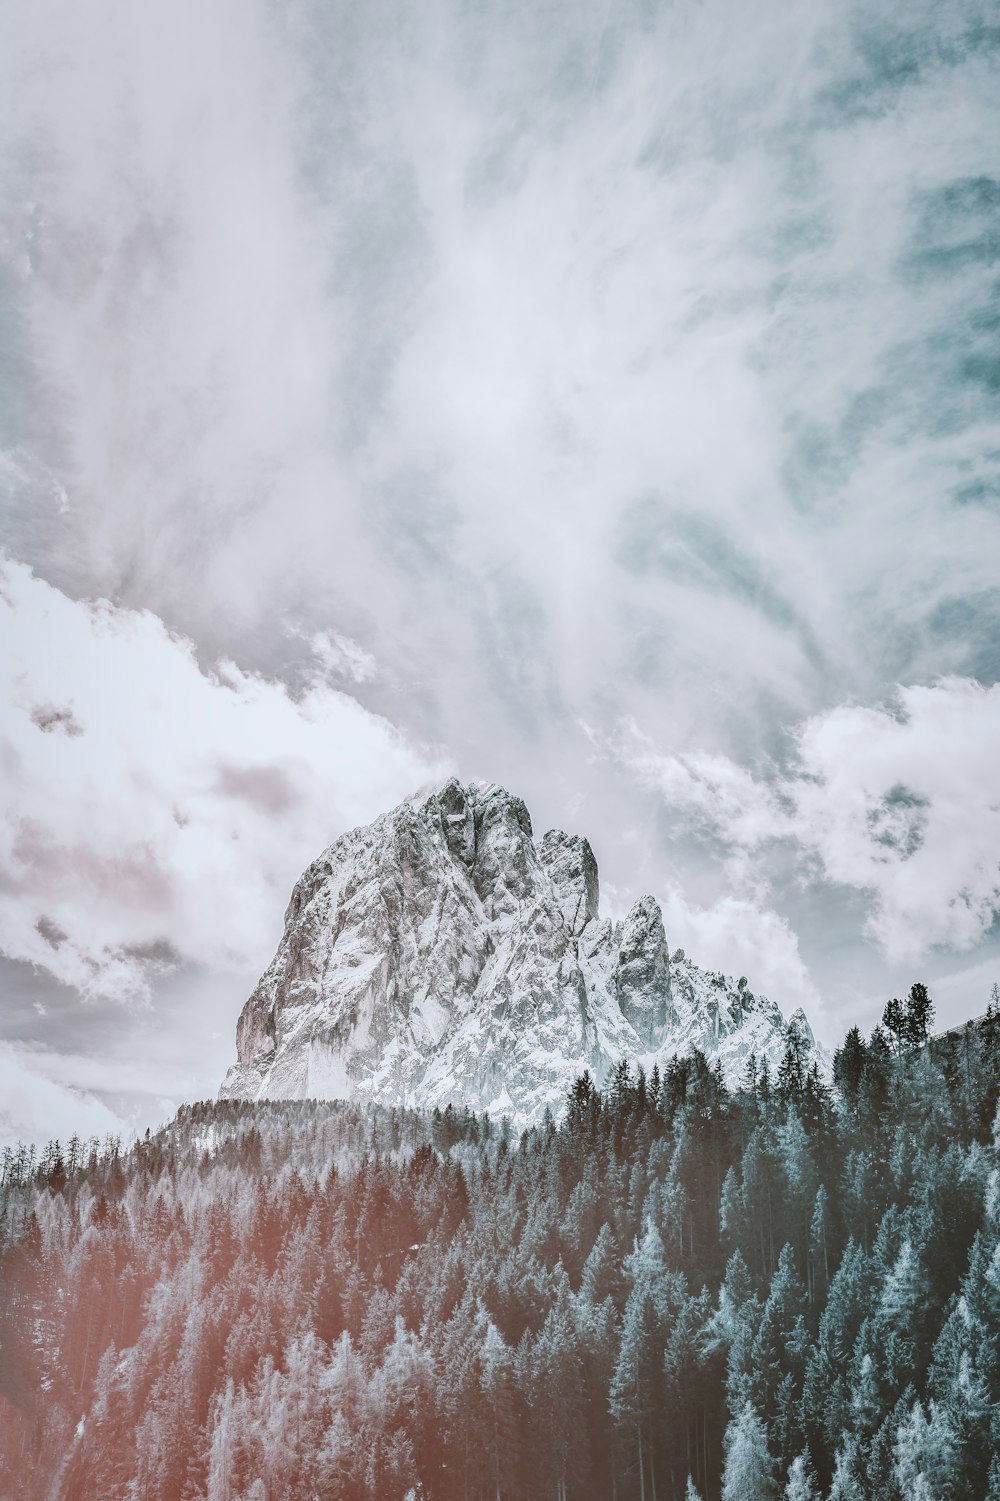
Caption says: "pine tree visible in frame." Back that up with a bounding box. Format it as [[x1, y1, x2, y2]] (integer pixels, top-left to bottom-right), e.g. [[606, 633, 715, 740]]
[[827, 1442, 865, 1501], [893, 1399, 943, 1501], [722, 1402, 777, 1501], [529, 1274, 586, 1501], [875, 1235, 928, 1394], [777, 1020, 810, 1104], [579, 1221, 621, 1308], [610, 1254, 666, 1500], [750, 1243, 807, 1453], [783, 1451, 820, 1501], [776, 1114, 819, 1250], [808, 1186, 830, 1308], [481, 1319, 519, 1501], [833, 1028, 867, 1117], [866, 1387, 912, 1501], [883, 996, 908, 1054], [905, 983, 934, 1047], [930, 1332, 993, 1501]]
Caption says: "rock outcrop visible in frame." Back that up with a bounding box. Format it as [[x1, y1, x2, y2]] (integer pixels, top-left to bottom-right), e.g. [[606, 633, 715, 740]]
[[220, 778, 825, 1123]]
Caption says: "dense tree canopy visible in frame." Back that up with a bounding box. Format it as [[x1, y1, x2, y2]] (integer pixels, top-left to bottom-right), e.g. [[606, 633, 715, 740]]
[[1, 991, 999, 1500]]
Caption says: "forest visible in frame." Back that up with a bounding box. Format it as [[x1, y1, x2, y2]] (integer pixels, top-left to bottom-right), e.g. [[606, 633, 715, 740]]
[[2, 982, 1000, 1501]]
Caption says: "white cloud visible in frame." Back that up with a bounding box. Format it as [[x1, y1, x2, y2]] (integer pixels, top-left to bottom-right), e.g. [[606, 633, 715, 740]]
[[625, 727, 791, 852], [2, 0, 997, 781], [791, 681, 1000, 960], [303, 630, 379, 687], [628, 679, 1000, 965], [0, 557, 443, 1002], [661, 888, 831, 1041], [0, 1043, 129, 1151], [0, 0, 998, 1054]]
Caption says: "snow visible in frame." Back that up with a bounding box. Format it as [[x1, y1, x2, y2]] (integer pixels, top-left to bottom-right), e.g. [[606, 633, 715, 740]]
[[220, 779, 828, 1125]]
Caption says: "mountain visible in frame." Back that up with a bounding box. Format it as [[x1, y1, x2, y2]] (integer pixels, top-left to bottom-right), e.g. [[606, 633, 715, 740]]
[[219, 778, 826, 1122]]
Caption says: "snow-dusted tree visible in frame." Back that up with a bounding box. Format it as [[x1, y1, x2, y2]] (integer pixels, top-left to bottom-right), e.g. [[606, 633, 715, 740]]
[[802, 1238, 874, 1468], [750, 1243, 807, 1454], [927, 1297, 994, 1499], [826, 1441, 865, 1501], [610, 1221, 671, 1501], [893, 1397, 960, 1501], [722, 1401, 777, 1501], [204, 1378, 237, 1501], [873, 1234, 928, 1395], [481, 1318, 519, 1501], [527, 1273, 586, 1501], [579, 1220, 620, 1308], [808, 1186, 830, 1306], [783, 1451, 820, 1501], [849, 1346, 882, 1439]]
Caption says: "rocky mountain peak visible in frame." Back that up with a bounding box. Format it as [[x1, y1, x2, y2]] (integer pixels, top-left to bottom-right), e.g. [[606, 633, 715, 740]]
[[537, 828, 599, 936], [615, 895, 674, 1046], [220, 778, 826, 1122]]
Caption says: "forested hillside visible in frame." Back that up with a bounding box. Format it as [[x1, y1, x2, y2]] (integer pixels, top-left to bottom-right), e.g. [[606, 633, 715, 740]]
[[2, 986, 1000, 1501]]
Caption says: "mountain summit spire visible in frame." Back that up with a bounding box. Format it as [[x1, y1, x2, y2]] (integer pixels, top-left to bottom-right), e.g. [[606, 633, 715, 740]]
[[220, 779, 823, 1121]]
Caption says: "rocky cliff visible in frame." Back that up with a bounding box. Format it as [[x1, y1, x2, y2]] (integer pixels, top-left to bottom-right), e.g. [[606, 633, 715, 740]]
[[219, 778, 825, 1122]]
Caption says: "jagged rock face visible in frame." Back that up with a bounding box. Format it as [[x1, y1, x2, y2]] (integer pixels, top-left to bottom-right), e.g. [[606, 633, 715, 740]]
[[220, 778, 826, 1123], [614, 895, 674, 1046]]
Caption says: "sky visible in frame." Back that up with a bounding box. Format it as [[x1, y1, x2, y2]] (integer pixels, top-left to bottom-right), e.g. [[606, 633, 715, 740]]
[[1, 0, 998, 1147]]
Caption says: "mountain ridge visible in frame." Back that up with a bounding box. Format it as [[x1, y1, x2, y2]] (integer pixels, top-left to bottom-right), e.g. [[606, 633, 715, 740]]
[[219, 777, 827, 1122]]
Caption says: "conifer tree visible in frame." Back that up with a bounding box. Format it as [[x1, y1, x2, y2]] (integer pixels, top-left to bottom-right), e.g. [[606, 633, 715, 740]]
[[987, 1454, 1000, 1501], [783, 1451, 820, 1501], [826, 1442, 865, 1501], [610, 1225, 670, 1501], [722, 1401, 777, 1501]]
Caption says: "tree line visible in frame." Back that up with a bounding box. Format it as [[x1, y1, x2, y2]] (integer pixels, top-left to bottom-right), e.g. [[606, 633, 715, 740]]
[[1, 984, 999, 1500]]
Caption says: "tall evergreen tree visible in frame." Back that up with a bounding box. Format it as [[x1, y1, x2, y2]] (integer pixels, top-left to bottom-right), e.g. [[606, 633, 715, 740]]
[[722, 1402, 777, 1501], [783, 1452, 820, 1501]]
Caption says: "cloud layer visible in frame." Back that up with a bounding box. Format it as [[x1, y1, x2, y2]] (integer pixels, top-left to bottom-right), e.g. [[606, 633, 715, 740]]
[[626, 678, 1000, 964], [1, 0, 999, 1131], [0, 1042, 128, 1152], [0, 557, 441, 1002], [2, 0, 998, 768]]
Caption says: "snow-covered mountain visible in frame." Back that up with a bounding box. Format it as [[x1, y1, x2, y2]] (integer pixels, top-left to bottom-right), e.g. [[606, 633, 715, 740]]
[[220, 779, 826, 1123]]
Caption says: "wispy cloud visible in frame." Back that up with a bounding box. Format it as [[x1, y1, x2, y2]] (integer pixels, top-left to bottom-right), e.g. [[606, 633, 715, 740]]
[[0, 0, 998, 1055], [2, 0, 997, 754]]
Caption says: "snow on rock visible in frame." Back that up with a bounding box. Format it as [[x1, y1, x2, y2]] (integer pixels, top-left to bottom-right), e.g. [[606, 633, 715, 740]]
[[219, 778, 827, 1124]]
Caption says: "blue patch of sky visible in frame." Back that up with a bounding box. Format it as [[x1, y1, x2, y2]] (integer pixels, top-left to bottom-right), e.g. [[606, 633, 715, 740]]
[[866, 783, 930, 861], [614, 496, 828, 673], [810, 0, 1000, 128], [926, 592, 1000, 685]]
